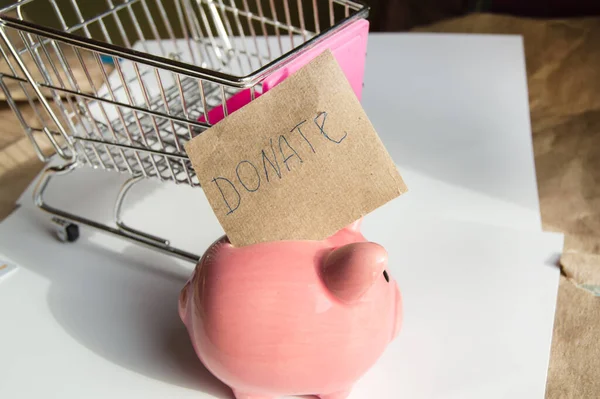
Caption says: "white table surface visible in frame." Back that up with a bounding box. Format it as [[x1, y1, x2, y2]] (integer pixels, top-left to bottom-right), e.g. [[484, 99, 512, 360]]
[[0, 33, 560, 399]]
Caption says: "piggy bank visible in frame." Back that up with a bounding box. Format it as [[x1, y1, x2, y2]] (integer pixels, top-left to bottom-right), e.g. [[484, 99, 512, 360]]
[[178, 219, 402, 399]]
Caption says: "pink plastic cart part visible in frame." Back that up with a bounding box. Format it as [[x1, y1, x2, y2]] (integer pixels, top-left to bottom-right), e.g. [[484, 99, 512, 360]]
[[199, 19, 369, 125], [262, 19, 369, 99], [198, 89, 262, 125]]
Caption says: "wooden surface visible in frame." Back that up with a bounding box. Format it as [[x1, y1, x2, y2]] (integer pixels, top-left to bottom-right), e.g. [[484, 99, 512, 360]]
[[1, 13, 599, 398]]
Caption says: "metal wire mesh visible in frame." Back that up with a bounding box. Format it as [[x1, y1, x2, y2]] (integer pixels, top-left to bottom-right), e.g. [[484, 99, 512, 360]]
[[0, 0, 367, 186]]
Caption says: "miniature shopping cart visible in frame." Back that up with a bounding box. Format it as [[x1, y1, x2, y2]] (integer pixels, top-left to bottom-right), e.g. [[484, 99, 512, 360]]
[[0, 0, 369, 262]]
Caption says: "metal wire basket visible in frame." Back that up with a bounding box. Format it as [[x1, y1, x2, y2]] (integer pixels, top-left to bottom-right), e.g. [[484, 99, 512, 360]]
[[0, 0, 369, 261]]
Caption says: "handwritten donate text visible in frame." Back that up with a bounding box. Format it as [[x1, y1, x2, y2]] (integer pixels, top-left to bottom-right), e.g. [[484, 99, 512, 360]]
[[211, 111, 347, 214]]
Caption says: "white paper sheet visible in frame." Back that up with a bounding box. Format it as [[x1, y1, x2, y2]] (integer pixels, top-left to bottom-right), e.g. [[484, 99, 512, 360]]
[[2, 34, 559, 399], [0, 197, 561, 399], [362, 34, 541, 232]]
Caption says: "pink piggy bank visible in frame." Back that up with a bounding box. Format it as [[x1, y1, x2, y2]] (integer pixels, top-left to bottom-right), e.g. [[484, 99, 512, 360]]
[[178, 220, 402, 399]]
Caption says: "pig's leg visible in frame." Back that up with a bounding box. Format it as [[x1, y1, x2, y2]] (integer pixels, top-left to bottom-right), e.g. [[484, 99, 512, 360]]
[[319, 388, 351, 399], [231, 389, 274, 399]]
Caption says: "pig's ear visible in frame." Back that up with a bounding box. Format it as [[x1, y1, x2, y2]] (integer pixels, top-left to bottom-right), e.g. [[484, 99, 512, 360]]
[[322, 242, 387, 304], [178, 279, 191, 323], [345, 218, 363, 232], [327, 218, 364, 242]]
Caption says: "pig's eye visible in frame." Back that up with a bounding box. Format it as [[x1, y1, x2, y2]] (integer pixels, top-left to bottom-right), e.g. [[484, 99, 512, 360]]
[[383, 270, 390, 283]]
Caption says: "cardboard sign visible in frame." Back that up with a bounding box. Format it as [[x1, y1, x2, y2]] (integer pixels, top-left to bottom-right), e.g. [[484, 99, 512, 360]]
[[185, 51, 407, 246]]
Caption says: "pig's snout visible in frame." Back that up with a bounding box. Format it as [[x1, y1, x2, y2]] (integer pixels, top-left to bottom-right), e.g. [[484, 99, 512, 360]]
[[322, 242, 388, 304]]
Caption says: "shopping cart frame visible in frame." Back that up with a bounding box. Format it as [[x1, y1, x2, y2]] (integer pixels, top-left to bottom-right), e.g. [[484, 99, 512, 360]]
[[0, 0, 369, 263]]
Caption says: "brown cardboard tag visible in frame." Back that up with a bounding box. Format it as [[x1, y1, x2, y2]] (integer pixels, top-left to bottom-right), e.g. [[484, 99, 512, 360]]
[[185, 50, 407, 246]]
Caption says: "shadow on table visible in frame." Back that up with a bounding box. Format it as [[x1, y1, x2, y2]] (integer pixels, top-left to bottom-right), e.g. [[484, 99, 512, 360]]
[[8, 208, 233, 398], [1, 155, 236, 396], [49, 241, 232, 397]]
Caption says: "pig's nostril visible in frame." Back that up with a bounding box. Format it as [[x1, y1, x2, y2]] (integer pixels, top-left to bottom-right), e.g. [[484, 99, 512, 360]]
[[383, 270, 389, 282]]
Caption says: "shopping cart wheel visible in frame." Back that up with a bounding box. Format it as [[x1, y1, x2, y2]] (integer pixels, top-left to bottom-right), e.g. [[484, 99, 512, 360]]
[[52, 218, 80, 243]]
